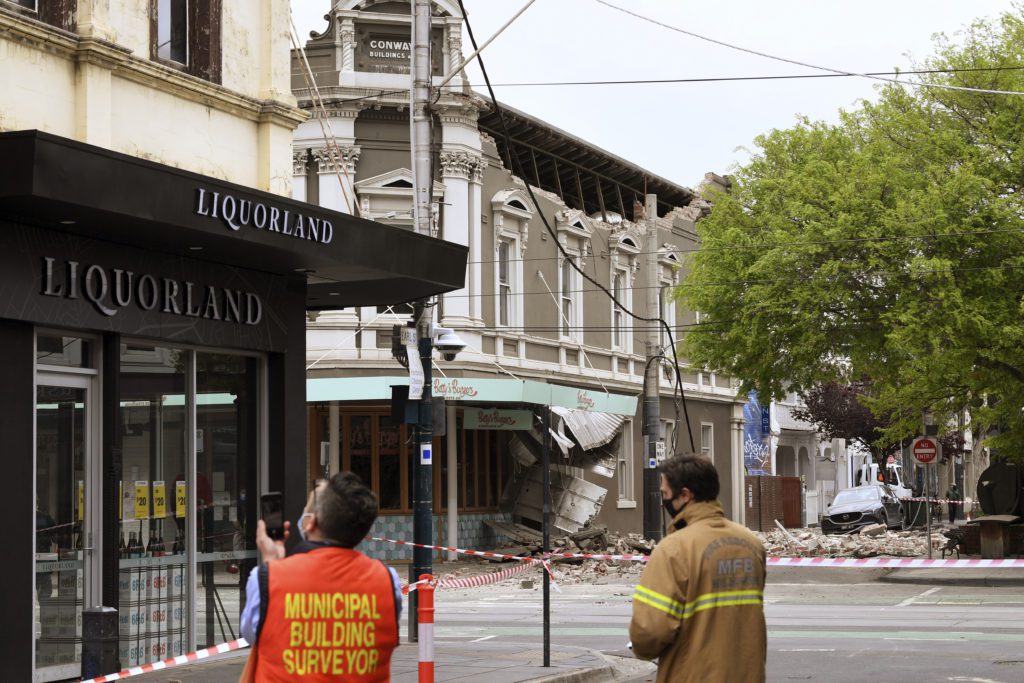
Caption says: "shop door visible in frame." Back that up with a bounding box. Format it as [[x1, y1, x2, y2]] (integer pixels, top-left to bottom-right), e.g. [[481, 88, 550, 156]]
[[35, 372, 101, 681]]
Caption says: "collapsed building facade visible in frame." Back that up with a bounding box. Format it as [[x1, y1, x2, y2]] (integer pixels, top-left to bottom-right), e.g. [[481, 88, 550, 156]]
[[292, 0, 746, 557]]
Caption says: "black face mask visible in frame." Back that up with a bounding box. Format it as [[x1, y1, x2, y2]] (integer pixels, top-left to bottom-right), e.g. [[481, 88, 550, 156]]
[[662, 496, 679, 518]]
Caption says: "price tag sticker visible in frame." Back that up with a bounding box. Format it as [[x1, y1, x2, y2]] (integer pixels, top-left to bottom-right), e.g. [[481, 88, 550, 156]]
[[175, 481, 187, 519], [153, 481, 167, 518], [78, 480, 84, 521], [134, 481, 149, 520]]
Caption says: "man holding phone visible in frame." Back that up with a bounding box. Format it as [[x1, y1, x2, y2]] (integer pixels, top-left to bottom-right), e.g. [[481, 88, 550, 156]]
[[240, 472, 402, 681]]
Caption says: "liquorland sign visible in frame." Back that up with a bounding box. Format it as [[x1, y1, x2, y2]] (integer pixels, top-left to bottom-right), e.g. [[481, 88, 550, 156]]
[[194, 187, 334, 244], [42, 257, 263, 325]]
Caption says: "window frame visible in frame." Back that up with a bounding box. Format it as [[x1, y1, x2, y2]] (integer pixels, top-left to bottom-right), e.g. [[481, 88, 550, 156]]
[[559, 255, 581, 340], [496, 238, 514, 328], [611, 268, 631, 352], [701, 422, 714, 460], [616, 420, 634, 505], [150, 0, 222, 84]]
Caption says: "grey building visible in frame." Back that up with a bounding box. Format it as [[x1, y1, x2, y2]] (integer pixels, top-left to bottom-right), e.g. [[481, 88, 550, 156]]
[[292, 0, 745, 559]]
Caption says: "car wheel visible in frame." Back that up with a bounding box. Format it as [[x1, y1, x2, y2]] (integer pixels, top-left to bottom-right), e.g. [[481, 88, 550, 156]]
[[881, 512, 890, 528]]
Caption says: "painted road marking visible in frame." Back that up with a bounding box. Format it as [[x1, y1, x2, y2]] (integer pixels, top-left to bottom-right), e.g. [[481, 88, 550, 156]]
[[897, 586, 942, 607]]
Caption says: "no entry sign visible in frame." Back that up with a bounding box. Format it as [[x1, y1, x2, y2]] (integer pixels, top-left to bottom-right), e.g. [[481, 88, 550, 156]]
[[911, 436, 940, 465]]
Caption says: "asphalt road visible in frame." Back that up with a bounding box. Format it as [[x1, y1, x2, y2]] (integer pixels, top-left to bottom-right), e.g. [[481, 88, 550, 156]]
[[420, 567, 1024, 682]]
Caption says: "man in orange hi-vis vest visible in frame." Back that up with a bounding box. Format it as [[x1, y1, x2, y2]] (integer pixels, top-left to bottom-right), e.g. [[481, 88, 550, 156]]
[[240, 472, 401, 682]]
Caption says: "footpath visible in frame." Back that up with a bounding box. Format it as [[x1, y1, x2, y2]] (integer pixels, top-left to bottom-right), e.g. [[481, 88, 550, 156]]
[[90, 534, 1024, 683], [117, 640, 622, 683]]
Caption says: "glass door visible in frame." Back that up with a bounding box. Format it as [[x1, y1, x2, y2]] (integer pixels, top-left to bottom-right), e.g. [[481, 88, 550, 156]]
[[35, 371, 100, 681]]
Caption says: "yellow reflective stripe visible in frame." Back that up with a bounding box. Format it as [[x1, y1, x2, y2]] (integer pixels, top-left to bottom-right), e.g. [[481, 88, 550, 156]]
[[633, 585, 685, 619], [681, 590, 764, 619]]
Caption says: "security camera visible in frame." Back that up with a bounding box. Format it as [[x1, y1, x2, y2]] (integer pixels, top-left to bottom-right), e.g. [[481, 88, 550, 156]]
[[431, 324, 466, 361]]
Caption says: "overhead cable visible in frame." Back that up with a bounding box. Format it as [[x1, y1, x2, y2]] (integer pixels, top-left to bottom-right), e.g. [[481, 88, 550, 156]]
[[594, 0, 1024, 97]]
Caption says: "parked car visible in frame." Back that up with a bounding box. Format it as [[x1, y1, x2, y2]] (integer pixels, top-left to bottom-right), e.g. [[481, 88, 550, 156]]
[[821, 485, 904, 534]]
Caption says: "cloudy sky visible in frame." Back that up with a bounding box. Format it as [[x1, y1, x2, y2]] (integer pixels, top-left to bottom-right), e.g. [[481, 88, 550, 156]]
[[292, 1, 1014, 190]]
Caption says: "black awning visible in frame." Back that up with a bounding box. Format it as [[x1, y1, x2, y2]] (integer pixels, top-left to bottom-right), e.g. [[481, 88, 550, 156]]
[[0, 130, 467, 309]]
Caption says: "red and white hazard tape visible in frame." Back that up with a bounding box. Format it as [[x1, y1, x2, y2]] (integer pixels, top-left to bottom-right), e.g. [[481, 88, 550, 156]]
[[545, 550, 650, 562], [768, 557, 1024, 568], [83, 638, 249, 682], [404, 559, 558, 594], [899, 496, 964, 505], [370, 535, 650, 563], [369, 536, 536, 563]]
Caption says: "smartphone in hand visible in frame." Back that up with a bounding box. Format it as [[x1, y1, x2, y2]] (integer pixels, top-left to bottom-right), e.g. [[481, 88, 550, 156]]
[[261, 492, 284, 540]]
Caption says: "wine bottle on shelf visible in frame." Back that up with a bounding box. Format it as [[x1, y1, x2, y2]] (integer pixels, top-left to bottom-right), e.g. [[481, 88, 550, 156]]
[[119, 532, 127, 559]]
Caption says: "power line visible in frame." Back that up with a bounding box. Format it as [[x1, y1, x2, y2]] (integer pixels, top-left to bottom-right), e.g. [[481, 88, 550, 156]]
[[465, 227, 1024, 266], [289, 66, 1024, 87], [594, 0, 1024, 98], [458, 0, 696, 452]]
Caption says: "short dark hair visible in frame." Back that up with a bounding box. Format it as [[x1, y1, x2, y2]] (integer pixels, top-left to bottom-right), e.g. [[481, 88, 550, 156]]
[[315, 471, 378, 547], [659, 453, 720, 502]]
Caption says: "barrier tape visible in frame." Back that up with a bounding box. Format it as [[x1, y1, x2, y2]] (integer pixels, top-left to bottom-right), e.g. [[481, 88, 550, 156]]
[[369, 536, 536, 563], [369, 535, 649, 563], [403, 559, 560, 594], [372, 534, 1024, 570], [768, 557, 1024, 568], [82, 638, 248, 682], [899, 497, 964, 505]]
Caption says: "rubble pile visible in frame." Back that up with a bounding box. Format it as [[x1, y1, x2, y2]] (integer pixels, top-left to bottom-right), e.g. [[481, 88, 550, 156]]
[[755, 526, 948, 558]]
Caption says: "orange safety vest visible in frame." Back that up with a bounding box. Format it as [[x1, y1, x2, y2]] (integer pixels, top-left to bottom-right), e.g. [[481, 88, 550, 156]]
[[254, 546, 399, 682]]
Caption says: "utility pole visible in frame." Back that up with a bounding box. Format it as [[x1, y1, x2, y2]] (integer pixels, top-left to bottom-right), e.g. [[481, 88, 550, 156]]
[[643, 193, 664, 542], [409, 0, 434, 643]]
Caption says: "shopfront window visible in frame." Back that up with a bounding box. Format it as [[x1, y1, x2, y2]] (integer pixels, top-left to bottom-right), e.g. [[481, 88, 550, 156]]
[[34, 385, 87, 673], [195, 352, 258, 649], [118, 345, 260, 666], [118, 344, 188, 667]]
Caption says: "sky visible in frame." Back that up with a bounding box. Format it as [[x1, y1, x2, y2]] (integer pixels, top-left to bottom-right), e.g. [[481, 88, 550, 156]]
[[292, 0, 1016, 190]]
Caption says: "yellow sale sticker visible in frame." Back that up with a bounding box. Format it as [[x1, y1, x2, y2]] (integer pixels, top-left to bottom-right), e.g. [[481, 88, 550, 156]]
[[153, 481, 167, 518], [134, 481, 149, 520], [175, 481, 187, 519], [78, 480, 84, 521]]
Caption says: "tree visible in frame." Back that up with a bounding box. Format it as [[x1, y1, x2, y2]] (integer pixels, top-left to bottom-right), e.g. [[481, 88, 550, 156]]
[[791, 381, 895, 458], [681, 12, 1024, 457]]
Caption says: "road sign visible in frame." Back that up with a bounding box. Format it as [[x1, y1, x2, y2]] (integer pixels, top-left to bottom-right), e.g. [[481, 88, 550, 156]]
[[911, 436, 940, 465]]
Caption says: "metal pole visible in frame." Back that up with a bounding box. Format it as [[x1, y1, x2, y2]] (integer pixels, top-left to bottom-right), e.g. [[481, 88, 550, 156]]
[[409, 0, 434, 642], [643, 193, 663, 542], [542, 407, 551, 667], [926, 463, 932, 559], [410, 313, 434, 643], [411, 0, 433, 241]]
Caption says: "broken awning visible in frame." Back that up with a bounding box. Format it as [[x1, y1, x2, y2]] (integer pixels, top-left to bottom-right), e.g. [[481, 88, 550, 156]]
[[550, 406, 625, 451], [306, 376, 638, 416]]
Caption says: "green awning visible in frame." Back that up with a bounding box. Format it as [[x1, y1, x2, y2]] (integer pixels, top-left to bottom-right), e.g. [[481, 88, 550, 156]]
[[307, 376, 638, 416]]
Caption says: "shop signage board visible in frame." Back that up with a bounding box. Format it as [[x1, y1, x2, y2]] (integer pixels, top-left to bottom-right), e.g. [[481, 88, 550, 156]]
[[464, 408, 533, 430]]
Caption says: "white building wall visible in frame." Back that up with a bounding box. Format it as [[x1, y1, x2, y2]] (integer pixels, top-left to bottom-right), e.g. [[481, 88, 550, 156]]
[[1, 1, 304, 195]]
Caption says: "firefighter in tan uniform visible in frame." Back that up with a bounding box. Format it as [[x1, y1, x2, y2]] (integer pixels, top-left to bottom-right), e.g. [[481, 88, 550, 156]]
[[629, 454, 767, 682]]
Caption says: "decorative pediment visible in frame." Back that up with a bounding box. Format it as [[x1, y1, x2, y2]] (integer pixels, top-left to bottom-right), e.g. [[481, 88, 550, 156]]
[[354, 168, 445, 198], [492, 188, 533, 257], [554, 209, 594, 241]]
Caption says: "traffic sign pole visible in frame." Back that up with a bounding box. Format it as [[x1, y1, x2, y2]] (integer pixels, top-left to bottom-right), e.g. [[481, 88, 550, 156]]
[[926, 463, 932, 559], [911, 436, 941, 560]]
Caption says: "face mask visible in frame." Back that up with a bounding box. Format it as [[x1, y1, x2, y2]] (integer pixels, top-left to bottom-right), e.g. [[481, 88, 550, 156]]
[[662, 496, 680, 517], [296, 512, 313, 541]]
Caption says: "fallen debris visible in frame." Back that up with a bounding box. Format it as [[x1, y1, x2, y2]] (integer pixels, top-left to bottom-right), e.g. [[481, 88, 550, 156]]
[[754, 526, 947, 558]]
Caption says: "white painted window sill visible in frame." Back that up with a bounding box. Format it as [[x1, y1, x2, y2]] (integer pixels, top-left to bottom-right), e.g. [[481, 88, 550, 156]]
[[616, 500, 637, 509]]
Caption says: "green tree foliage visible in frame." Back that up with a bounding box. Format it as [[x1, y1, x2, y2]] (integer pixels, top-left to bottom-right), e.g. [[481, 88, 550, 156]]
[[682, 12, 1024, 456]]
